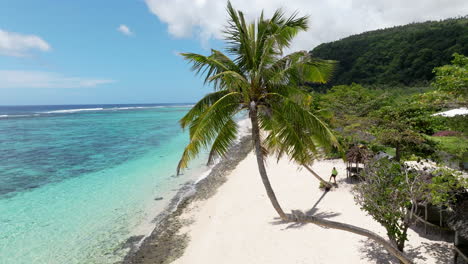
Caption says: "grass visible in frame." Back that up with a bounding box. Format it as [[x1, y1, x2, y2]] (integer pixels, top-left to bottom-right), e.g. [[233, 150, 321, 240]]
[[383, 147, 396, 157], [428, 136, 468, 159]]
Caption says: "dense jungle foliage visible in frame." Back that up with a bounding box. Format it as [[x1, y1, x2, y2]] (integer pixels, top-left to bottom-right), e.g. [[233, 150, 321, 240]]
[[310, 17, 468, 87], [312, 53, 467, 168]]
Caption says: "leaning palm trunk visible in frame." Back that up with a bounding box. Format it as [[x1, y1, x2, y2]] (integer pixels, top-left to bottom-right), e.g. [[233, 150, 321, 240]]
[[286, 211, 413, 264], [303, 164, 332, 188], [250, 102, 287, 220]]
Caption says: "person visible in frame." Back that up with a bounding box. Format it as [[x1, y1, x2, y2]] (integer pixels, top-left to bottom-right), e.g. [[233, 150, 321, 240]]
[[329, 167, 338, 184]]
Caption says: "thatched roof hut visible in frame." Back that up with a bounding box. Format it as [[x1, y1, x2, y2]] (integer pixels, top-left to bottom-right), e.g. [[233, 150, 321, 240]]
[[345, 145, 371, 164], [345, 145, 372, 179]]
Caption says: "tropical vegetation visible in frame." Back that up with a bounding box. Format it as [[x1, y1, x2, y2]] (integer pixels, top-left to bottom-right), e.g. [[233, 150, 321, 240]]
[[310, 17, 468, 87], [354, 159, 423, 253], [354, 159, 467, 258]]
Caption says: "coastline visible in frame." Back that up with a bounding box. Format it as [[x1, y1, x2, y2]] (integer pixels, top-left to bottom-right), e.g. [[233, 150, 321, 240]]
[[150, 154, 452, 264], [122, 135, 253, 264], [120, 121, 453, 264]]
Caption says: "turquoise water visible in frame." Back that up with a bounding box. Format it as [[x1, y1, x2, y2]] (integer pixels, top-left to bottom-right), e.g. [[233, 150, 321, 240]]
[[0, 105, 210, 264]]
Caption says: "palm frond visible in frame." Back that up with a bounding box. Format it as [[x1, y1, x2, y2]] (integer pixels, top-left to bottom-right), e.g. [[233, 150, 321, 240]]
[[303, 58, 337, 83], [224, 1, 255, 70], [266, 51, 336, 85], [260, 93, 339, 164], [208, 70, 249, 93], [177, 92, 243, 174], [265, 51, 307, 86], [180, 90, 230, 129], [181, 50, 241, 90], [207, 118, 238, 165], [267, 10, 309, 51]]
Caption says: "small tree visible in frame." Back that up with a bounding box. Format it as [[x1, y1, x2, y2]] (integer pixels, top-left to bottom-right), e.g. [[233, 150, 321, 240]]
[[426, 168, 468, 207], [372, 104, 438, 161], [432, 53, 468, 100], [353, 159, 425, 254], [375, 124, 425, 161]]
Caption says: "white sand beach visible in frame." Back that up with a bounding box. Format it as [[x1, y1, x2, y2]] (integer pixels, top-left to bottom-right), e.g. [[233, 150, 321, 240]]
[[172, 152, 453, 264]]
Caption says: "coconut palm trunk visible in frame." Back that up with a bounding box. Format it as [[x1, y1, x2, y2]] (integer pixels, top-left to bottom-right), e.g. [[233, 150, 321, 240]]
[[286, 211, 413, 264], [303, 164, 332, 188], [250, 101, 287, 219]]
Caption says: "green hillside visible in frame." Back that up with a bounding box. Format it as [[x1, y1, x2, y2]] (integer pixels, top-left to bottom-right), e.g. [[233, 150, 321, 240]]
[[310, 17, 468, 86]]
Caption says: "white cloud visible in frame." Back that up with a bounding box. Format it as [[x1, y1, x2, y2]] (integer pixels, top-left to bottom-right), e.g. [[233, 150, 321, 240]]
[[145, 0, 468, 51], [0, 29, 51, 57], [117, 24, 133, 36], [0, 70, 115, 89]]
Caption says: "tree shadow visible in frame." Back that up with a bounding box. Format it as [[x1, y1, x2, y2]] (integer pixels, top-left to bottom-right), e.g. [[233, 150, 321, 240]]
[[410, 220, 455, 243], [360, 238, 399, 264], [342, 176, 361, 184], [420, 242, 454, 264], [359, 238, 453, 264], [269, 191, 341, 229]]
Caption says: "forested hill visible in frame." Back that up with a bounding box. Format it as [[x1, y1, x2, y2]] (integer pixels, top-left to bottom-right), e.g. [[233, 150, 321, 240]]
[[310, 17, 468, 86]]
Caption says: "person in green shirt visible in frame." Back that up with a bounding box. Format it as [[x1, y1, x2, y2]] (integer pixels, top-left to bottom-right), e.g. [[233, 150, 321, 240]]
[[329, 167, 338, 184]]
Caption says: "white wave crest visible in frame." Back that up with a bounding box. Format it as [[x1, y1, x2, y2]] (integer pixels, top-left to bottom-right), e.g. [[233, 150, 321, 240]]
[[40, 105, 194, 114], [0, 114, 32, 118], [107, 106, 162, 111], [42, 108, 104, 114]]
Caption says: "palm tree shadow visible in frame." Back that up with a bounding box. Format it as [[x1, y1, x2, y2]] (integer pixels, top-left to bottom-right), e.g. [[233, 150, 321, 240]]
[[358, 238, 451, 264], [270, 191, 341, 229]]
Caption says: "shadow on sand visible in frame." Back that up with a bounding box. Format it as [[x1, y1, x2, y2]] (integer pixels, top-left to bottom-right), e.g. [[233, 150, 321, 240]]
[[359, 238, 453, 264], [410, 220, 455, 243], [269, 191, 341, 229]]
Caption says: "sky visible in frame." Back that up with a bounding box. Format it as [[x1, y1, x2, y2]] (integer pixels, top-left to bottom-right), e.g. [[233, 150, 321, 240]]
[[1, 0, 467, 105]]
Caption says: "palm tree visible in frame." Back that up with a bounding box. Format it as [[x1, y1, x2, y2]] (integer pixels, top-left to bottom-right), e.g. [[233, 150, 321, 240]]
[[177, 2, 337, 220], [177, 3, 414, 263]]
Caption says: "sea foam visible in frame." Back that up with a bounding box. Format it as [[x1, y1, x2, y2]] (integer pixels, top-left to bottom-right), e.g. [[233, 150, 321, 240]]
[[40, 105, 194, 114]]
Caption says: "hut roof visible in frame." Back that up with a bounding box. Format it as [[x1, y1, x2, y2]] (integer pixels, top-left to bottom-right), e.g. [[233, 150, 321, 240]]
[[346, 145, 371, 163]]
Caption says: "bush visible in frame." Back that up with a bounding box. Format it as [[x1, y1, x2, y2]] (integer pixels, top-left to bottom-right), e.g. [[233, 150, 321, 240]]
[[353, 159, 423, 251]]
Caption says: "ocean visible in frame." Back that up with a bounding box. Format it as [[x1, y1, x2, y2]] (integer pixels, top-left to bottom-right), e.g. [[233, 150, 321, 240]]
[[0, 104, 215, 264]]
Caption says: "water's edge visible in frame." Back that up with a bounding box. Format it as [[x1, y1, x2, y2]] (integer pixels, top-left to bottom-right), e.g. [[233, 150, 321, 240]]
[[122, 135, 253, 264]]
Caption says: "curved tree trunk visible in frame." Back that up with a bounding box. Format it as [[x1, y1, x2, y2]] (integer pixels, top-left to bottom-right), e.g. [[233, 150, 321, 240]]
[[395, 144, 401, 161], [286, 210, 413, 264], [250, 101, 287, 220], [248, 104, 412, 263], [303, 164, 332, 189]]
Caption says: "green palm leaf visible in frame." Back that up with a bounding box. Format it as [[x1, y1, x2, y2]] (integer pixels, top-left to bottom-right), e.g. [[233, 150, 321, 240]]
[[177, 92, 242, 174], [206, 118, 239, 165], [260, 93, 339, 164]]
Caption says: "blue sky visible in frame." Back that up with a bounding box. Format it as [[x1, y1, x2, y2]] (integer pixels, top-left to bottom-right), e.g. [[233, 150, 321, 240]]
[[0, 0, 222, 105], [1, 0, 467, 105]]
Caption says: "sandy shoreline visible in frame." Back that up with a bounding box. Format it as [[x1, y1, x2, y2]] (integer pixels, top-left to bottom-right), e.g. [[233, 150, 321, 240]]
[[122, 136, 253, 264], [124, 137, 454, 264]]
